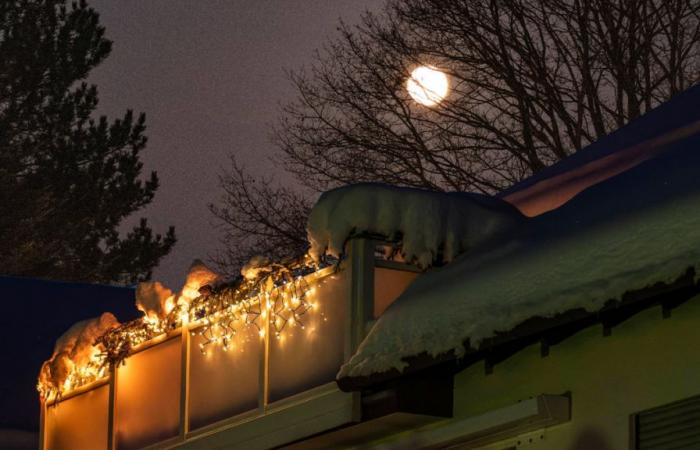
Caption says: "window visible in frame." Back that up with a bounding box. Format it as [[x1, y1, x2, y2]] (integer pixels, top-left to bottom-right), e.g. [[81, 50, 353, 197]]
[[633, 395, 700, 449]]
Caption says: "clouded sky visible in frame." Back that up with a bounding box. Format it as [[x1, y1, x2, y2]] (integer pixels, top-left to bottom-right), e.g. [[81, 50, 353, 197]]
[[88, 1, 380, 288]]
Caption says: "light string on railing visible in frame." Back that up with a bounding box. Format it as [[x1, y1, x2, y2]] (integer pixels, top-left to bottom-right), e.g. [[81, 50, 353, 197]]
[[191, 262, 323, 355], [38, 254, 334, 400]]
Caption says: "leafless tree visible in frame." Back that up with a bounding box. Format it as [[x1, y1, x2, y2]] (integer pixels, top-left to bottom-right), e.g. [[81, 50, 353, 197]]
[[209, 157, 310, 277], [212, 0, 700, 273]]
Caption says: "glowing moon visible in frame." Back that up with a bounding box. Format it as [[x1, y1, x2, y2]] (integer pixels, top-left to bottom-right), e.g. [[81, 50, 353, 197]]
[[406, 66, 449, 106]]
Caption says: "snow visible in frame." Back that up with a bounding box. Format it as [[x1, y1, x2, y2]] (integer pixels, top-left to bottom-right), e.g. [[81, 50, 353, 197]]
[[135, 281, 174, 321], [307, 183, 525, 268], [241, 255, 272, 280], [178, 259, 221, 303], [500, 84, 700, 215], [339, 140, 700, 379], [502, 118, 700, 216], [38, 313, 119, 391], [135, 259, 220, 319]]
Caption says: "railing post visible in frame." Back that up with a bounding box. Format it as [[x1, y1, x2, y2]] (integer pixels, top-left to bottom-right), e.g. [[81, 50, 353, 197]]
[[39, 399, 45, 450], [346, 237, 375, 422], [259, 295, 271, 412], [347, 237, 375, 356], [179, 326, 191, 440], [107, 364, 116, 450]]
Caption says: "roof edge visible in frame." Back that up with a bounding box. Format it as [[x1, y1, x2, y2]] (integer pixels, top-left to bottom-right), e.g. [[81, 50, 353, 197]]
[[337, 266, 699, 392]]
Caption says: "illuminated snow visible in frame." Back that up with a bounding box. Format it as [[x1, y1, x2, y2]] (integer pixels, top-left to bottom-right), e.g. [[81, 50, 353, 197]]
[[339, 143, 700, 378], [307, 183, 524, 268]]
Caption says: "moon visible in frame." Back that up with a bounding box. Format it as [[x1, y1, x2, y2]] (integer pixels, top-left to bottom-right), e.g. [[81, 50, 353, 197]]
[[406, 66, 449, 106]]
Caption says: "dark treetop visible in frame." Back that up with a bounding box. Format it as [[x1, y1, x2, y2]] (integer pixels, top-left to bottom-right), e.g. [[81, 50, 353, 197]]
[[0, 0, 175, 284]]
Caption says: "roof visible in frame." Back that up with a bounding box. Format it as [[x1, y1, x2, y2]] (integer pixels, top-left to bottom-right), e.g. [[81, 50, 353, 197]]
[[0, 277, 139, 438], [500, 84, 700, 216], [338, 85, 700, 390]]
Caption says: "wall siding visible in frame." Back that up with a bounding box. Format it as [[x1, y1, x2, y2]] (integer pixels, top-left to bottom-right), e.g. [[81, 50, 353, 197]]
[[363, 293, 700, 449]]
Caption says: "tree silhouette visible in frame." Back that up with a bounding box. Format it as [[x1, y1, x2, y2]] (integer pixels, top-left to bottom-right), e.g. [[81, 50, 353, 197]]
[[213, 0, 700, 272], [0, 0, 175, 283]]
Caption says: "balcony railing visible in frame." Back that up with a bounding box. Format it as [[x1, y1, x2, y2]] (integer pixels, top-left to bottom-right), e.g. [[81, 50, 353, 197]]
[[41, 239, 419, 450]]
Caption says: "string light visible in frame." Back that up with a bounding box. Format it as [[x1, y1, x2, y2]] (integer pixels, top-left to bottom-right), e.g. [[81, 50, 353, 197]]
[[38, 254, 334, 399]]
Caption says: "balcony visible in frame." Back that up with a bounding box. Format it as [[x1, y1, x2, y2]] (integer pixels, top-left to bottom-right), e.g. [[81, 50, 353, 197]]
[[41, 239, 420, 450]]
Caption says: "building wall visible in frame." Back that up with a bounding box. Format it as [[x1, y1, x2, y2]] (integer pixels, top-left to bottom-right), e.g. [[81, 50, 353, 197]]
[[453, 294, 700, 449]]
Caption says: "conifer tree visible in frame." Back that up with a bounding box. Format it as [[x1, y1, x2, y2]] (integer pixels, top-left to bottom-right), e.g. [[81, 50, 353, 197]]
[[0, 0, 175, 283]]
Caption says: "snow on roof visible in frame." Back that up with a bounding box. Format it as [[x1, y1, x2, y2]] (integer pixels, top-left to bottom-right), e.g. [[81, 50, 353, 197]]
[[501, 84, 700, 217], [339, 138, 700, 379], [307, 183, 524, 268]]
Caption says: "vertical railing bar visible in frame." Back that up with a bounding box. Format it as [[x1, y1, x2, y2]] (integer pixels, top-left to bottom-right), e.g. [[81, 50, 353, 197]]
[[107, 364, 117, 450], [39, 400, 46, 450], [347, 237, 375, 422], [179, 326, 191, 440], [258, 297, 271, 412], [348, 237, 375, 354], [263, 303, 271, 409]]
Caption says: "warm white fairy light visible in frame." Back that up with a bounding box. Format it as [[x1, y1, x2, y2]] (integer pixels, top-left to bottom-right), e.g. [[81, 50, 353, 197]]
[[190, 260, 321, 355], [38, 256, 329, 399]]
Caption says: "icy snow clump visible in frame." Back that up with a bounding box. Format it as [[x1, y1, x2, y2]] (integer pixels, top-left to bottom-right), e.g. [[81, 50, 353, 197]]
[[136, 259, 221, 320], [241, 255, 273, 280], [38, 313, 119, 392], [307, 183, 525, 268], [178, 259, 221, 303], [136, 281, 174, 322]]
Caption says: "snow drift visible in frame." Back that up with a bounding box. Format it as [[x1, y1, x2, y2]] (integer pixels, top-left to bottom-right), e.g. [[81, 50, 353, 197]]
[[135, 281, 174, 322], [177, 259, 221, 303], [339, 141, 700, 379], [38, 313, 118, 393], [307, 183, 525, 268], [241, 255, 272, 280], [135, 259, 220, 320]]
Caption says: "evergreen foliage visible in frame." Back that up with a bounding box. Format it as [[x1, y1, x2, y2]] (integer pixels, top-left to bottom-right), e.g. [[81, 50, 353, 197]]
[[0, 0, 175, 283]]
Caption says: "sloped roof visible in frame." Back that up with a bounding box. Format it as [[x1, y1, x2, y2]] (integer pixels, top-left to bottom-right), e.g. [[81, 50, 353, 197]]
[[501, 85, 700, 216], [338, 85, 700, 388]]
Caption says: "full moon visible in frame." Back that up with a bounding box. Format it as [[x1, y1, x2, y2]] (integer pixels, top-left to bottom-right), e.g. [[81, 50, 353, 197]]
[[406, 66, 449, 106]]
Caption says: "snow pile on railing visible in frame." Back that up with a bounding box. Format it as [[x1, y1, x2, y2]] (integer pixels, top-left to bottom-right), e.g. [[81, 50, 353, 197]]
[[37, 255, 326, 399], [307, 183, 525, 268], [38, 313, 119, 398], [136, 259, 221, 322], [338, 143, 700, 379], [37, 261, 221, 399]]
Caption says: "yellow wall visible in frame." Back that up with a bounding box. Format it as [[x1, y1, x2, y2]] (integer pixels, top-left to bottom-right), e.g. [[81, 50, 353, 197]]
[[451, 294, 700, 449]]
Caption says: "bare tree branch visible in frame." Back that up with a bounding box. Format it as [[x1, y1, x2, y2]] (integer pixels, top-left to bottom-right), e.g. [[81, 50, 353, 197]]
[[208, 156, 311, 278], [214, 0, 700, 274]]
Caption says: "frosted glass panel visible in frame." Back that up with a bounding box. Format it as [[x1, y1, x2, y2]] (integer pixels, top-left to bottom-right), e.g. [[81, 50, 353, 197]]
[[45, 384, 109, 450], [189, 323, 261, 429], [115, 337, 181, 450], [268, 270, 348, 402], [374, 267, 418, 317]]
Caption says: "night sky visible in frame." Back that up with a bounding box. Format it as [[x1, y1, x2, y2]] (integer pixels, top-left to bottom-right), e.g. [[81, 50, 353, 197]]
[[88, 1, 379, 289]]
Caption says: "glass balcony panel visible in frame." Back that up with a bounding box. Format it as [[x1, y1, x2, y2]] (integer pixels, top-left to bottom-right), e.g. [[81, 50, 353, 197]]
[[189, 322, 261, 429], [45, 384, 109, 450], [115, 337, 181, 450], [268, 270, 348, 403]]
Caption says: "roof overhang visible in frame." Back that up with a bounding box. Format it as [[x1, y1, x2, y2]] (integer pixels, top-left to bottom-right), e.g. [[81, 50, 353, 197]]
[[338, 266, 699, 392]]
